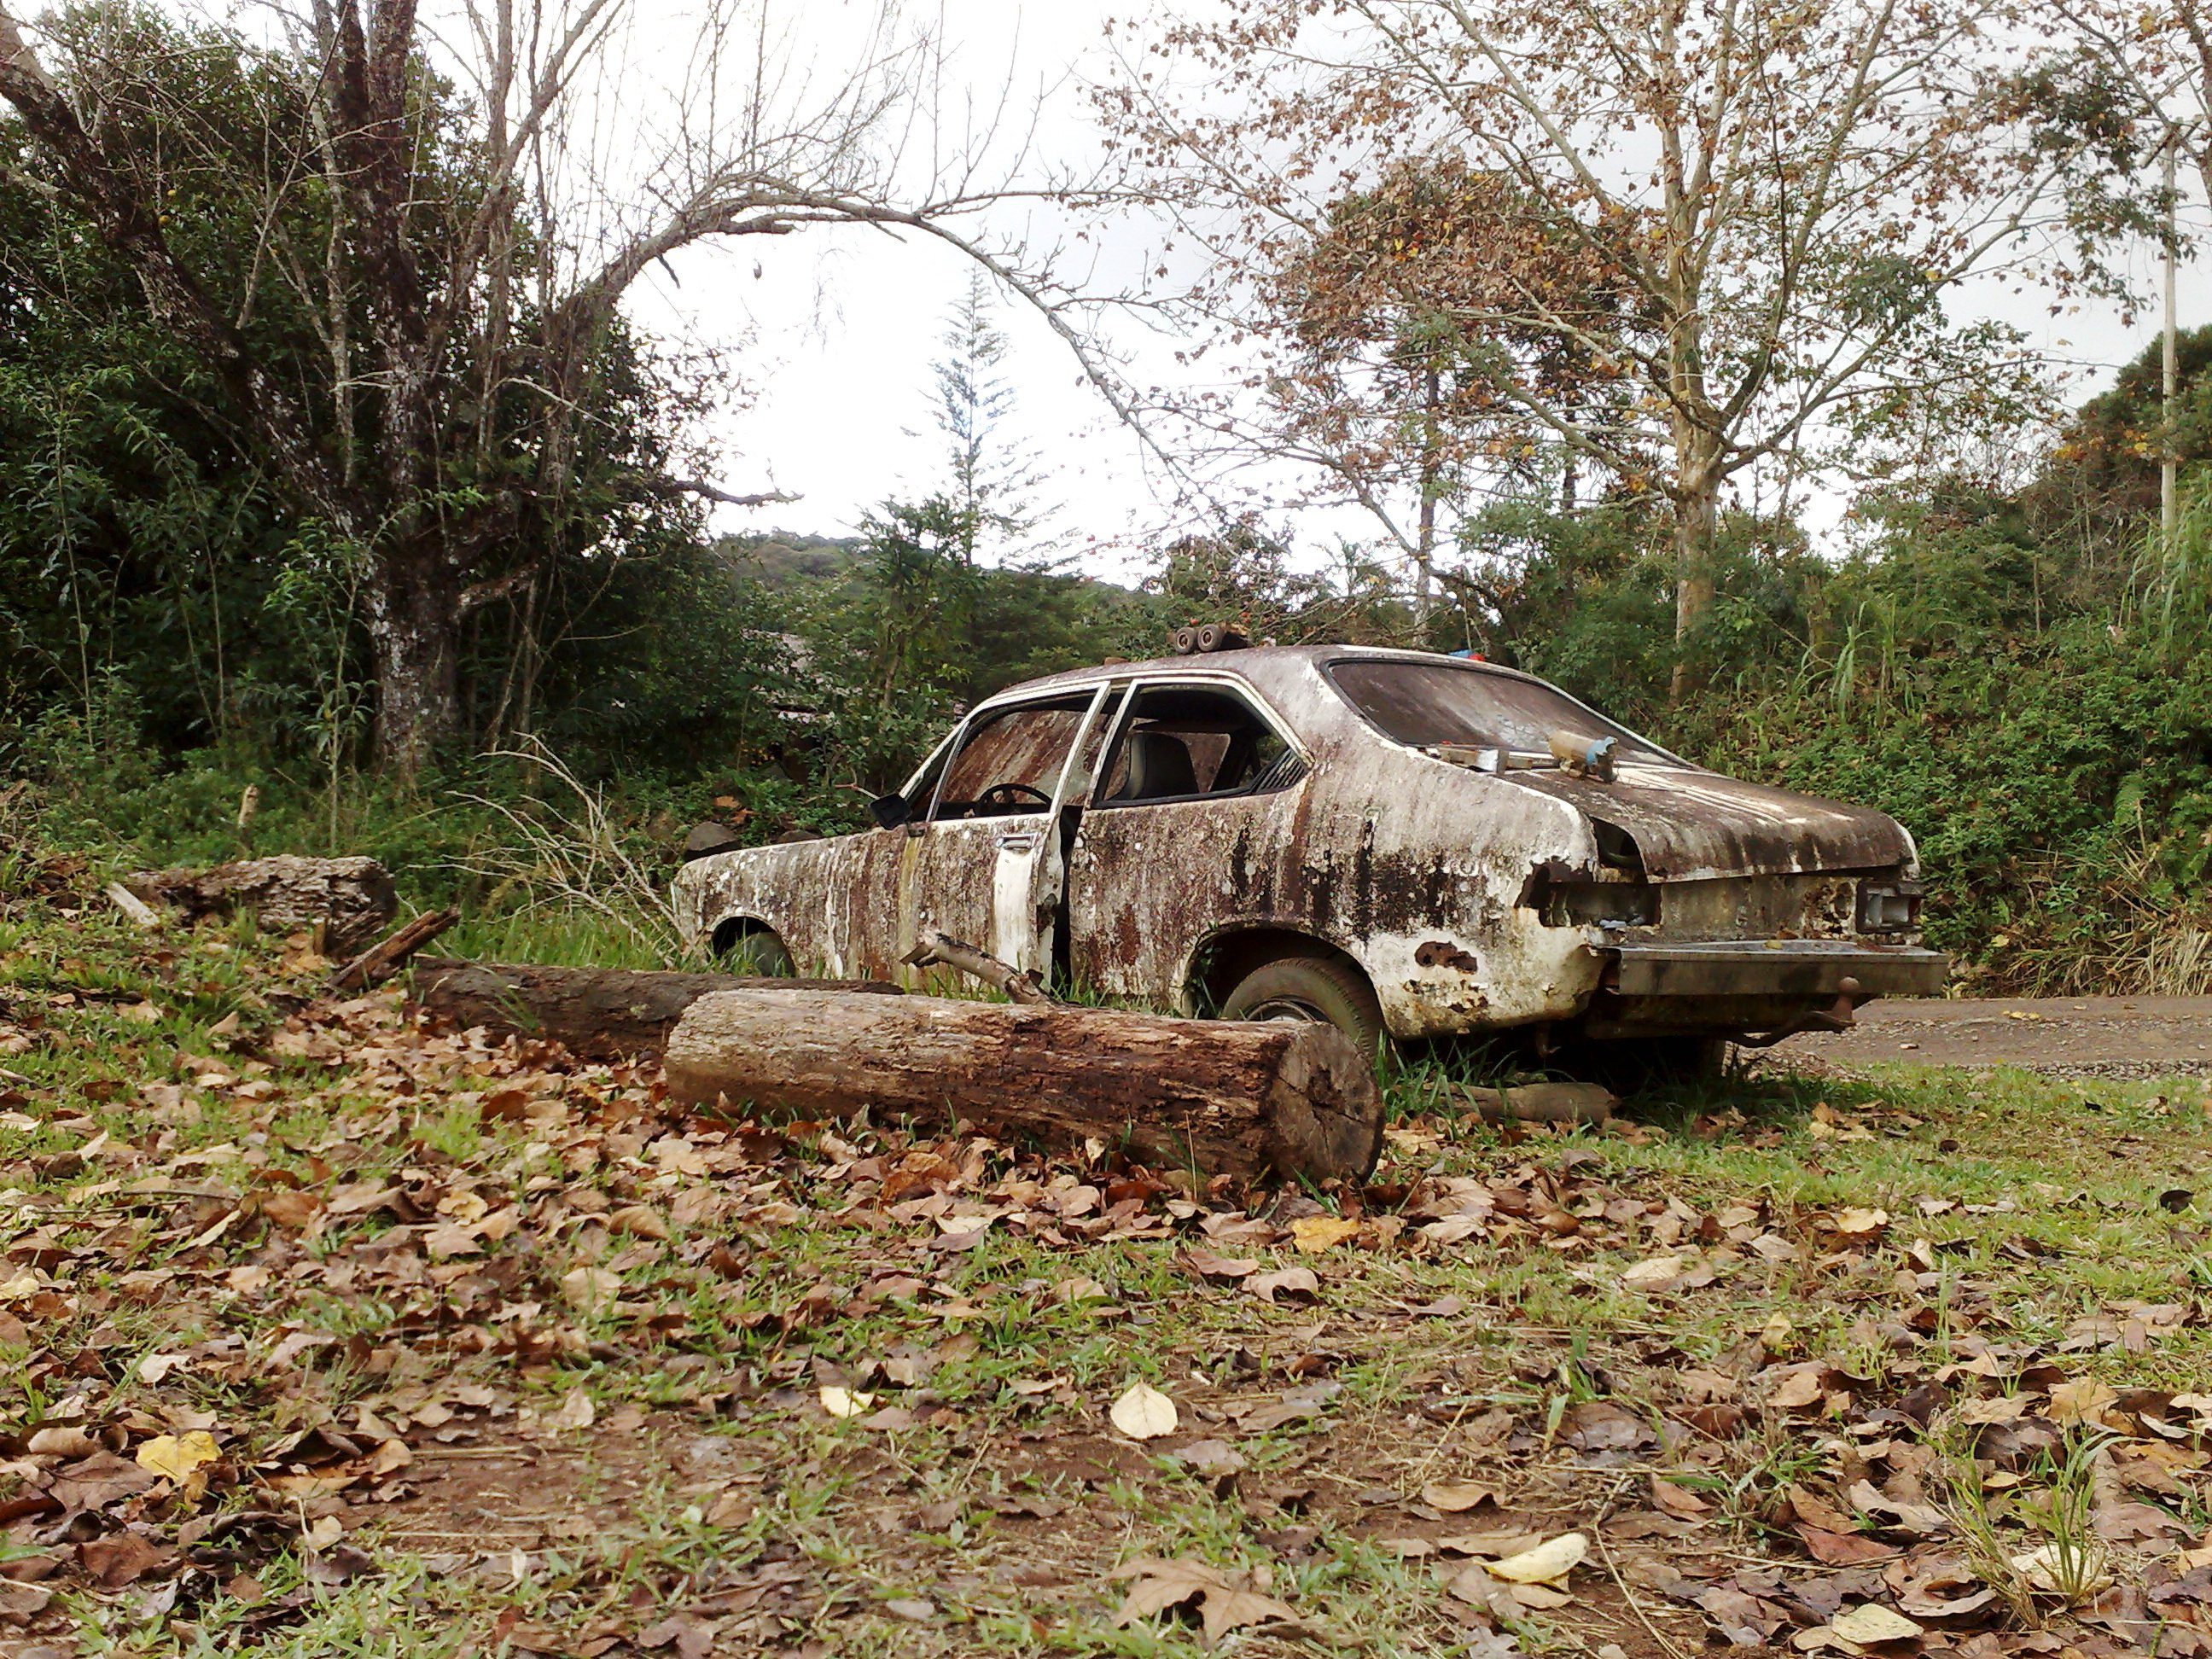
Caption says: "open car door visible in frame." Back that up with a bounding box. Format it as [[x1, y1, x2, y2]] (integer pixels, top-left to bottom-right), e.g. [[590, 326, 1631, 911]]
[[905, 685, 1115, 983]]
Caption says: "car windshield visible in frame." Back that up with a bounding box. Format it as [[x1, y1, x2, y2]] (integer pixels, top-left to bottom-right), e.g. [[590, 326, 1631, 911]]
[[1326, 660, 1678, 764]]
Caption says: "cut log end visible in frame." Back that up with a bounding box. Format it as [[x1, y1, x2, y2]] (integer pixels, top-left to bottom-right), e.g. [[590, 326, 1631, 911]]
[[1265, 1024, 1387, 1181]]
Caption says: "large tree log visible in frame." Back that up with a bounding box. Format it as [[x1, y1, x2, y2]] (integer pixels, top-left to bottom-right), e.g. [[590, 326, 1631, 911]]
[[126, 856, 397, 954], [408, 959, 901, 1059], [663, 989, 1383, 1183]]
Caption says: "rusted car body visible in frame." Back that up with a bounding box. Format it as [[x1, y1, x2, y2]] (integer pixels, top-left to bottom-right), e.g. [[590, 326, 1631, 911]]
[[672, 646, 1946, 1057]]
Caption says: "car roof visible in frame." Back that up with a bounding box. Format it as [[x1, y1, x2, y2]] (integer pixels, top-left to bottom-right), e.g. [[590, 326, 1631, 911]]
[[981, 643, 1548, 705]]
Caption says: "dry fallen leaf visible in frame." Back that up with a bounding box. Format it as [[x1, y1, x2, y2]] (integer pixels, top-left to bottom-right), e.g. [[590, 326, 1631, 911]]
[[1508, 1580, 1575, 1610], [1621, 1254, 1685, 1287], [2012, 1539, 2113, 1596], [1423, 1480, 1500, 1514], [820, 1386, 876, 1419], [1831, 1206, 1890, 1243], [79, 1529, 168, 1587], [1111, 1556, 1301, 1643], [137, 1351, 190, 1385], [608, 1203, 670, 1240], [259, 1189, 323, 1231], [134, 1430, 218, 1481], [1828, 1602, 1922, 1644], [2046, 1377, 2120, 1427], [1246, 1266, 1321, 1305], [1486, 1532, 1587, 1585], [1109, 1382, 1179, 1441], [560, 1265, 622, 1310], [1649, 1476, 1710, 1518], [1289, 1215, 1359, 1253], [1182, 1249, 1259, 1279]]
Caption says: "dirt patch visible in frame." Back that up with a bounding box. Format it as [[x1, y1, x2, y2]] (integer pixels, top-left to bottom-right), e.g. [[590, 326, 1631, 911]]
[[1775, 995, 2212, 1078]]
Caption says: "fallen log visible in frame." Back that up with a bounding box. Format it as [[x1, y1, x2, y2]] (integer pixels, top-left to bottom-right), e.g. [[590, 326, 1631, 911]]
[[408, 958, 901, 1059], [125, 855, 397, 955], [1461, 1080, 1616, 1126], [663, 989, 1382, 1183]]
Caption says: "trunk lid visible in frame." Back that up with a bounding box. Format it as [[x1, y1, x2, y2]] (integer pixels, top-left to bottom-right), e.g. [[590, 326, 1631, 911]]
[[1499, 765, 1915, 882]]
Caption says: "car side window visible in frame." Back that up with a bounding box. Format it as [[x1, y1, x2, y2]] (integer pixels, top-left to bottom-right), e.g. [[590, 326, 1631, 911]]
[[930, 698, 1092, 821], [1093, 684, 1303, 806]]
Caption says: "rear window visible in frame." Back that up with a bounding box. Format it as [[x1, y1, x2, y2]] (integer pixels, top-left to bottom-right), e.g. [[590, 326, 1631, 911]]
[[1326, 660, 1676, 764]]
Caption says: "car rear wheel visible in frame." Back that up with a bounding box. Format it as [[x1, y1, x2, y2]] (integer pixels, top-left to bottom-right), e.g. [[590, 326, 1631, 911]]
[[1220, 956, 1387, 1059], [716, 924, 793, 978]]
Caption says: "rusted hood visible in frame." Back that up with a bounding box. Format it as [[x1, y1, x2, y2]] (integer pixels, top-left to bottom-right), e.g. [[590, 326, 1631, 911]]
[[1498, 765, 1915, 881]]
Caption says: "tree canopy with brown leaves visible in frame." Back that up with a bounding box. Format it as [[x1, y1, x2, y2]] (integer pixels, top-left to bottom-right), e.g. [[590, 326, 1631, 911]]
[[1100, 0, 2094, 680]]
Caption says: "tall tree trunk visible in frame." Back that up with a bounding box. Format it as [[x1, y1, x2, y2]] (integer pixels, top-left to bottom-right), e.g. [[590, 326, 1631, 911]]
[[1668, 451, 1720, 700], [366, 550, 462, 777], [1413, 360, 1441, 625]]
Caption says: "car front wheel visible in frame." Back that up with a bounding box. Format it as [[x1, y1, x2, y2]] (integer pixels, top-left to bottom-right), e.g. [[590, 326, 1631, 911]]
[[1219, 957, 1387, 1060]]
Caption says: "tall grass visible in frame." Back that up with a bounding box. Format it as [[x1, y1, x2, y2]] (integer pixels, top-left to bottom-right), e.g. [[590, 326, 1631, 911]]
[[442, 741, 701, 969]]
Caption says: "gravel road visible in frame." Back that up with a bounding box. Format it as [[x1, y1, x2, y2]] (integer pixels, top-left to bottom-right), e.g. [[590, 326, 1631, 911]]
[[1775, 995, 2212, 1080]]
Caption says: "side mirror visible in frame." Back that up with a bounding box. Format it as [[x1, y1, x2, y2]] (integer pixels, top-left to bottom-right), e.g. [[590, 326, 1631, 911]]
[[869, 794, 912, 830]]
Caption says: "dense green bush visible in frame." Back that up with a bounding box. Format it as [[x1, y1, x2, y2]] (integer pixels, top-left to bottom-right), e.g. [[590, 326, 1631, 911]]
[[1457, 457, 2212, 994]]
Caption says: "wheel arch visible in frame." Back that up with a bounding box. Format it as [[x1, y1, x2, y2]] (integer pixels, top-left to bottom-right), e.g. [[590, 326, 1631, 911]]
[[709, 914, 786, 958], [1185, 923, 1377, 1017]]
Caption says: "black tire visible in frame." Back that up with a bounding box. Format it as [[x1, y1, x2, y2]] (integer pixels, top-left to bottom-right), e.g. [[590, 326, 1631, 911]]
[[717, 925, 793, 978], [1220, 956, 1387, 1059]]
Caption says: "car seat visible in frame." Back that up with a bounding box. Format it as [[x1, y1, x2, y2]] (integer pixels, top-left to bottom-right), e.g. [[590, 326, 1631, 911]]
[[1114, 730, 1199, 800]]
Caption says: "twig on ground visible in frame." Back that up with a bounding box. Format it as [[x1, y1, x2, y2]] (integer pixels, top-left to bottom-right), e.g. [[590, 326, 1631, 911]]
[[327, 907, 459, 993], [104, 882, 163, 928], [1592, 1475, 1695, 1659]]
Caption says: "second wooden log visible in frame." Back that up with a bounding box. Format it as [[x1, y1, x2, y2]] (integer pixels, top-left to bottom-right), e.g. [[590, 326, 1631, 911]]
[[662, 988, 1383, 1183]]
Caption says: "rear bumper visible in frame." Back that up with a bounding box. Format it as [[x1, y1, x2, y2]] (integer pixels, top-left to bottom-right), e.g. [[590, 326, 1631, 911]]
[[1579, 939, 1949, 1039], [1612, 939, 1950, 998]]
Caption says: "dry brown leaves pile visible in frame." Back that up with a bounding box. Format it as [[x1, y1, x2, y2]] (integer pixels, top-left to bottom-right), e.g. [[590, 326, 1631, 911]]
[[3, 930, 2211, 1655]]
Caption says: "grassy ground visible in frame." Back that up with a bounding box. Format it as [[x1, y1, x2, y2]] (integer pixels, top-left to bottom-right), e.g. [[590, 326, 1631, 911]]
[[4, 853, 2212, 1656]]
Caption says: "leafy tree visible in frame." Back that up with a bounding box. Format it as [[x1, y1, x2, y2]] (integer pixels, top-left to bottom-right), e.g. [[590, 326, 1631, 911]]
[[1102, 0, 2093, 690], [0, 0, 1080, 773], [1264, 158, 1639, 612]]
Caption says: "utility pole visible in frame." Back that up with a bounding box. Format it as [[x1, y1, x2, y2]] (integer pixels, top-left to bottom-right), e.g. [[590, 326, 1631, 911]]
[[2163, 130, 2180, 547]]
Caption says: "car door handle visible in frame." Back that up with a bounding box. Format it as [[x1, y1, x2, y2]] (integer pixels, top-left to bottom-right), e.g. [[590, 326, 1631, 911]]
[[994, 830, 1039, 853]]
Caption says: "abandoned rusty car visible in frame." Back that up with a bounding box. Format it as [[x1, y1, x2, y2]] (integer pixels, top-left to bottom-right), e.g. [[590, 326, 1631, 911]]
[[673, 645, 1946, 1075]]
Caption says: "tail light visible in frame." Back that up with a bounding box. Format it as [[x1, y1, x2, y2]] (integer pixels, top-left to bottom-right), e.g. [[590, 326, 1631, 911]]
[[1857, 879, 1923, 934], [1534, 875, 1659, 928]]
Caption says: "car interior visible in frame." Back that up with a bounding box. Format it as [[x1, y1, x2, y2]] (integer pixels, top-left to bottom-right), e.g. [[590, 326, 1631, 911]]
[[926, 700, 1091, 819], [1096, 686, 1301, 804], [914, 684, 1306, 822]]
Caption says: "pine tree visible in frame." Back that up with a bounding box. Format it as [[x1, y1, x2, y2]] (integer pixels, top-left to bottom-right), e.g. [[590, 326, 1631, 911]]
[[929, 271, 1050, 565]]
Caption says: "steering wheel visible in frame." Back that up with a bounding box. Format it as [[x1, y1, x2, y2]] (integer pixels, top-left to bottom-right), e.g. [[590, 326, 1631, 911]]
[[977, 782, 1052, 811]]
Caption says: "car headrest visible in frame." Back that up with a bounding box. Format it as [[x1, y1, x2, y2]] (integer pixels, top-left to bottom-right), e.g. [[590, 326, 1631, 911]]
[[1115, 730, 1198, 800]]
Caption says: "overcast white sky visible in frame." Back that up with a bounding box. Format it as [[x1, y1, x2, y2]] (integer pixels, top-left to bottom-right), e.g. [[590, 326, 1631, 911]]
[[622, 0, 2207, 587]]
